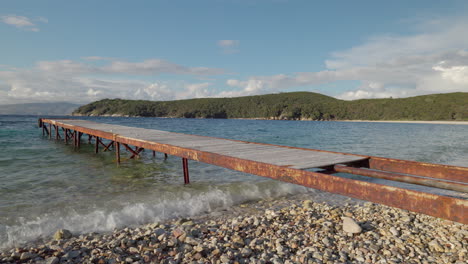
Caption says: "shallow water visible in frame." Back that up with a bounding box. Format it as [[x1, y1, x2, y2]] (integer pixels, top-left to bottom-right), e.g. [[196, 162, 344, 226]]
[[0, 115, 467, 248]]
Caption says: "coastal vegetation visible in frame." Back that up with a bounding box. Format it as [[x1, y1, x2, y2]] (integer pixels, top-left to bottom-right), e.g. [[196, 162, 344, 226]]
[[73, 92, 468, 121]]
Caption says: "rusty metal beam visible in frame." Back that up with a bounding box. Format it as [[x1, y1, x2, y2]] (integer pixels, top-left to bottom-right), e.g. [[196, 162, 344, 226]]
[[115, 142, 120, 164], [103, 141, 114, 152], [54, 125, 61, 140], [334, 164, 468, 193], [77, 132, 82, 149], [183, 158, 190, 184], [73, 130, 77, 148], [43, 125, 49, 135], [122, 144, 143, 159], [95, 137, 100, 153], [369, 157, 468, 183], [64, 128, 68, 144]]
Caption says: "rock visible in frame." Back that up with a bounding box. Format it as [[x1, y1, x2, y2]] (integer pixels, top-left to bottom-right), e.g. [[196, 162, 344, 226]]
[[173, 228, 186, 238], [10, 252, 20, 259], [220, 254, 230, 263], [211, 248, 221, 256], [272, 258, 283, 264], [276, 244, 285, 255], [128, 247, 139, 253], [184, 236, 199, 246], [428, 240, 444, 252], [194, 245, 205, 252], [181, 220, 194, 226], [53, 229, 73, 240], [62, 250, 80, 259], [342, 217, 362, 234], [193, 252, 203, 260], [231, 235, 245, 246], [389, 227, 399, 236], [45, 256, 59, 264], [241, 248, 252, 257], [154, 228, 166, 236], [147, 222, 159, 229], [20, 252, 37, 260], [303, 200, 313, 209]]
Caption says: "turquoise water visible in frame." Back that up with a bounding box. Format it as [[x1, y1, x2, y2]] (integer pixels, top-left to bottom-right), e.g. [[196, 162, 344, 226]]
[[0, 115, 467, 248]]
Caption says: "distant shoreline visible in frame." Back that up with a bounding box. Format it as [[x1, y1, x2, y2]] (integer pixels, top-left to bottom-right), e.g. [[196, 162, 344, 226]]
[[72, 114, 468, 125], [338, 120, 468, 125]]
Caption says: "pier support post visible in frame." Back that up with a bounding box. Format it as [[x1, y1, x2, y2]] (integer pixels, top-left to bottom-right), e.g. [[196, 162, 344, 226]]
[[73, 130, 77, 148], [40, 120, 45, 136], [55, 125, 59, 140], [152, 151, 156, 157], [95, 137, 99, 153], [164, 153, 168, 160], [64, 129, 68, 144], [182, 158, 190, 184], [77, 132, 82, 149], [115, 142, 120, 164], [49, 123, 52, 139], [88, 135, 92, 143]]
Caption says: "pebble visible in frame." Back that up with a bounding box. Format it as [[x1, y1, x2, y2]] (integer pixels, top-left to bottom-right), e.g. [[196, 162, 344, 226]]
[[53, 229, 72, 240], [342, 216, 362, 234], [45, 256, 59, 264], [0, 196, 464, 264], [19, 252, 36, 260], [389, 226, 399, 236]]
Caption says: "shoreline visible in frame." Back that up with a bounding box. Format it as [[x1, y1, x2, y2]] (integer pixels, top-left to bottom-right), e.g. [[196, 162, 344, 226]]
[[338, 120, 468, 125], [1, 192, 465, 264], [71, 114, 468, 125]]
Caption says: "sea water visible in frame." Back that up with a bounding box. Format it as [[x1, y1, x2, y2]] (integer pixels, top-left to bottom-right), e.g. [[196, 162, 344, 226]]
[[0, 115, 467, 248]]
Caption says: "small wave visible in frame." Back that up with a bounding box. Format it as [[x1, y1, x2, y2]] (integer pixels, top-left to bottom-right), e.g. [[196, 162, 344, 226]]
[[0, 181, 308, 249]]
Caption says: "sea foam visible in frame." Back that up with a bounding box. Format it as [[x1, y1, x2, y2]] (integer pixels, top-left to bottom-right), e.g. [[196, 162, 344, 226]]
[[0, 181, 308, 249]]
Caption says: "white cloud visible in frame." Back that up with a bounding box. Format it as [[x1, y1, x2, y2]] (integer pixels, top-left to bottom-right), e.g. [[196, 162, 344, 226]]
[[218, 40, 239, 47], [223, 17, 468, 100], [217, 40, 240, 54], [1, 15, 47, 32], [433, 64, 468, 85], [0, 58, 224, 105], [34, 58, 225, 76]]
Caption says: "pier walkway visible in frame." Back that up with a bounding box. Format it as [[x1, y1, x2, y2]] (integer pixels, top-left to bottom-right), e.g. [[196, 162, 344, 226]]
[[39, 118, 467, 224]]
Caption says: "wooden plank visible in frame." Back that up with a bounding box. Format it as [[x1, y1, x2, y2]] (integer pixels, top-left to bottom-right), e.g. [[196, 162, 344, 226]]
[[51, 119, 366, 168], [288, 157, 369, 169]]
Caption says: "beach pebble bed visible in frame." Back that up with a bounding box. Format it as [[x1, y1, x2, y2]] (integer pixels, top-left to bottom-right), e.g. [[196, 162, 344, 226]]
[[1, 196, 466, 264]]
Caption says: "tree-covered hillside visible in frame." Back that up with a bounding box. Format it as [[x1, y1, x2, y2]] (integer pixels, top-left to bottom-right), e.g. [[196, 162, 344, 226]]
[[73, 92, 468, 121]]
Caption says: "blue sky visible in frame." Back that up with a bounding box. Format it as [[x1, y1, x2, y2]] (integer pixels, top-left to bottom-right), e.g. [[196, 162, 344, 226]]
[[1, 0, 468, 105]]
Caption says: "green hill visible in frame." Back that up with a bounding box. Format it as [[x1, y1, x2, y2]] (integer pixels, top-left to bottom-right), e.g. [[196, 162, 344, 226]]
[[73, 92, 468, 121]]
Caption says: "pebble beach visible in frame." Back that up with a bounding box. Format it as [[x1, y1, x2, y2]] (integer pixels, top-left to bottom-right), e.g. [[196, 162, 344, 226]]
[[1, 192, 466, 264]]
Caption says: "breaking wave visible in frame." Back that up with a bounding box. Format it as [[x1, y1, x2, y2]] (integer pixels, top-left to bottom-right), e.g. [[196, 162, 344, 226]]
[[0, 180, 309, 249]]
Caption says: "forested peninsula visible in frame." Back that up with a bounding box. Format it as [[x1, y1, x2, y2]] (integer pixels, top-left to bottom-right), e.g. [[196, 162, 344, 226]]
[[73, 92, 468, 121]]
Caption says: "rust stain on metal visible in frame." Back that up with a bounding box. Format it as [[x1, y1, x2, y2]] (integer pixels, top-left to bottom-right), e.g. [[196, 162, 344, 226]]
[[334, 164, 468, 193], [369, 157, 468, 183]]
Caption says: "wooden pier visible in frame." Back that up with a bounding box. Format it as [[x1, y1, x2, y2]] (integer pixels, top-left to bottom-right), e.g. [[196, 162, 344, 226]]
[[39, 118, 467, 224]]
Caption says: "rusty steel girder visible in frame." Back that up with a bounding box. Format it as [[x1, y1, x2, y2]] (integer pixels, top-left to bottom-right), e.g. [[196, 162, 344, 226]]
[[334, 164, 468, 193]]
